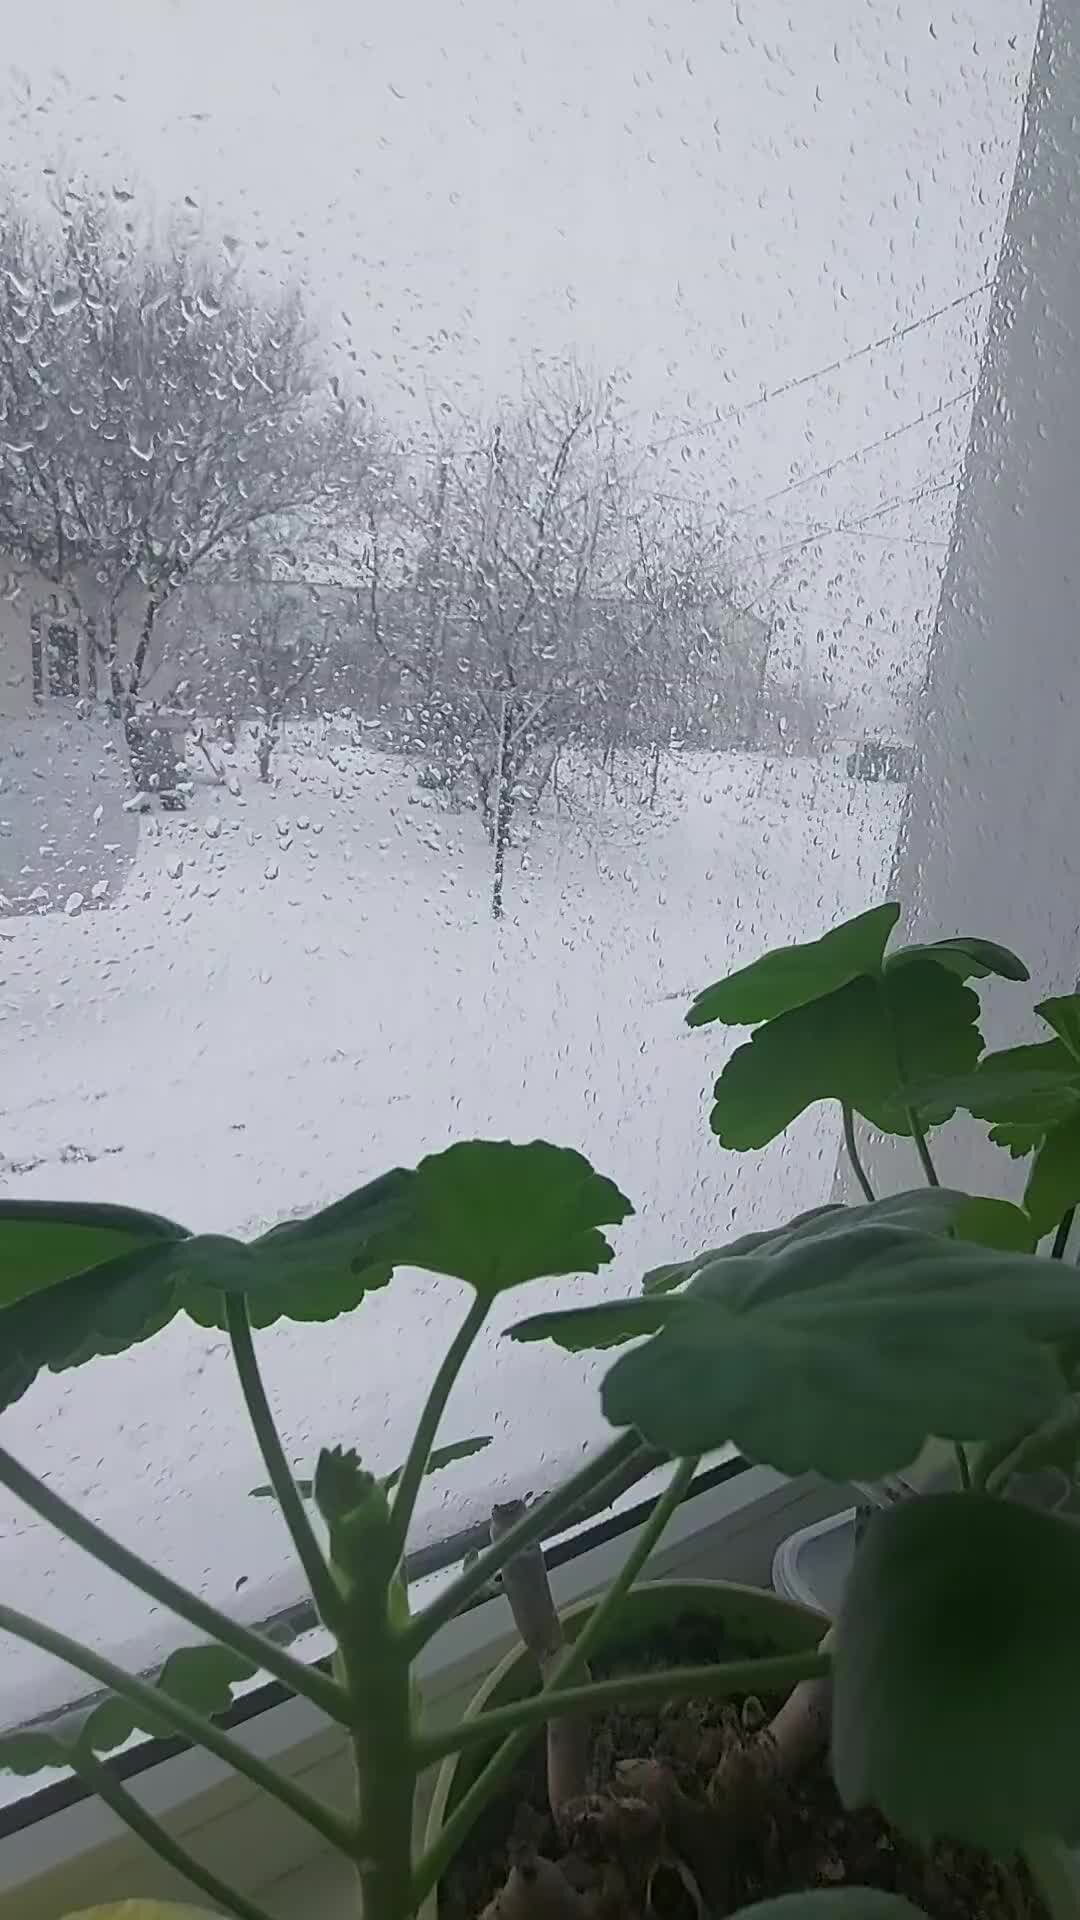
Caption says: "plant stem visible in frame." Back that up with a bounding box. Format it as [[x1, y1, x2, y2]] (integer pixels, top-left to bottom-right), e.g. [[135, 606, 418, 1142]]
[[547, 1454, 699, 1683], [1024, 1835, 1080, 1920], [389, 1292, 489, 1558], [411, 1455, 699, 1905], [906, 1105, 940, 1186], [0, 1443, 349, 1727], [1052, 1208, 1076, 1259], [405, 1428, 645, 1654], [0, 1601, 357, 1856], [73, 1747, 275, 1920], [336, 1541, 418, 1920], [841, 1102, 875, 1202], [954, 1442, 972, 1490], [418, 1650, 830, 1772], [226, 1294, 341, 1630]]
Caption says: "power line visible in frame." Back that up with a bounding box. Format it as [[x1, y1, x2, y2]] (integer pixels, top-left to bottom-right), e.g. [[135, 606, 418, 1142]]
[[731, 388, 973, 517], [847, 474, 958, 528], [651, 283, 989, 453], [738, 476, 959, 571]]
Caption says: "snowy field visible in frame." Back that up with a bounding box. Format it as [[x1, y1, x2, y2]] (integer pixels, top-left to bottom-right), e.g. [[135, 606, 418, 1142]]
[[0, 737, 902, 1730]]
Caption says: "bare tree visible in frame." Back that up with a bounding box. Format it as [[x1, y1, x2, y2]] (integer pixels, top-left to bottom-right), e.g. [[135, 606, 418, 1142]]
[[368, 368, 743, 915], [0, 186, 372, 780], [176, 544, 333, 782]]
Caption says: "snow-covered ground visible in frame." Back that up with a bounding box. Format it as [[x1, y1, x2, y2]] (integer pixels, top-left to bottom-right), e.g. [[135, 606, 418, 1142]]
[[0, 737, 902, 1731]]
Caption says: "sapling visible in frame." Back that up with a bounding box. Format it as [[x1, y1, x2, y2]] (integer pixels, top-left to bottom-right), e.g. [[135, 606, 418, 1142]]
[[4, 920, 1080, 1920]]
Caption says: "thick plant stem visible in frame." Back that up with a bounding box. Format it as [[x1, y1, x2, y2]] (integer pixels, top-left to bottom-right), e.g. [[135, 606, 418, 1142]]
[[1024, 1836, 1080, 1920], [406, 1429, 644, 1654], [338, 1574, 417, 1920], [226, 1294, 341, 1631], [842, 1103, 875, 1202], [0, 1601, 357, 1855], [414, 1649, 831, 1766], [0, 1442, 349, 1726], [411, 1456, 699, 1905], [906, 1105, 940, 1187], [1051, 1208, 1076, 1259], [74, 1747, 275, 1920], [390, 1292, 489, 1557], [347, 1643, 415, 1920]]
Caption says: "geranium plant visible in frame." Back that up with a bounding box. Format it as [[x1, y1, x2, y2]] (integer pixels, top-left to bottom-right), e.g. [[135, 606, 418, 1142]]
[[3, 904, 1080, 1920]]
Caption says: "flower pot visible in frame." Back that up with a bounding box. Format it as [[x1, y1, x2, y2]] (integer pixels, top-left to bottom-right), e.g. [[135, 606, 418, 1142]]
[[422, 1577, 824, 1918]]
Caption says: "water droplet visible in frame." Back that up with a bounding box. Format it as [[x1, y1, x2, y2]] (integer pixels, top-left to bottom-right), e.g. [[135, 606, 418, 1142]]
[[49, 286, 81, 317]]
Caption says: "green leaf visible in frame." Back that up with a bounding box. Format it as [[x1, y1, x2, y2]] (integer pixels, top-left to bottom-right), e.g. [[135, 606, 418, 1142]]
[[0, 1200, 189, 1309], [186, 1170, 412, 1328], [739, 1189, 967, 1248], [80, 1644, 257, 1753], [0, 1182, 409, 1414], [833, 1493, 1080, 1848], [642, 1207, 846, 1294], [1024, 1109, 1080, 1236], [518, 1195, 969, 1348], [708, 966, 981, 1148], [919, 1041, 1080, 1128], [598, 1224, 1079, 1479], [725, 1897, 930, 1920], [686, 903, 900, 1028], [641, 1256, 707, 1296], [989, 1119, 1050, 1159], [382, 1434, 492, 1490], [508, 1297, 674, 1353], [951, 1196, 1038, 1253], [251, 1433, 493, 1500], [885, 936, 1029, 982], [0, 1642, 257, 1777], [0, 1725, 69, 1774], [1037, 994, 1080, 1061], [359, 1140, 632, 1296], [0, 1238, 194, 1414]]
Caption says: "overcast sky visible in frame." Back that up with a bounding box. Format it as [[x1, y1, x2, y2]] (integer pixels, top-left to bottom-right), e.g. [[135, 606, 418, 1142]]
[[1, 1, 1038, 688]]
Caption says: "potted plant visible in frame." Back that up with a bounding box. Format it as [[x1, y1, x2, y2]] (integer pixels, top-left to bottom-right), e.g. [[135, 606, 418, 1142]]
[[3, 906, 1080, 1920]]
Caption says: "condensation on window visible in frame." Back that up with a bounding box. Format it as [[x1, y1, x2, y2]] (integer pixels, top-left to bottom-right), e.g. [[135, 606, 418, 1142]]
[[0, 0, 1038, 1737]]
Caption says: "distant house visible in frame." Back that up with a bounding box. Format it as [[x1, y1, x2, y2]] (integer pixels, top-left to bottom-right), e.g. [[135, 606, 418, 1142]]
[[0, 564, 145, 718], [0, 569, 155, 911]]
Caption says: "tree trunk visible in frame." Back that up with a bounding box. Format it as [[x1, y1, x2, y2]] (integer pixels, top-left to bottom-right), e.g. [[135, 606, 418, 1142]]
[[649, 741, 662, 810], [127, 596, 160, 707], [491, 693, 514, 920]]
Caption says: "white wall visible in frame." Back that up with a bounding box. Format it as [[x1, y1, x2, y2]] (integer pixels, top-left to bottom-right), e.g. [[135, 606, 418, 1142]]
[[857, 0, 1077, 1198]]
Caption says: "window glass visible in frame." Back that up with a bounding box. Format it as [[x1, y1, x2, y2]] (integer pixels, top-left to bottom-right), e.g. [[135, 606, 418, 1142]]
[[0, 0, 1037, 1744]]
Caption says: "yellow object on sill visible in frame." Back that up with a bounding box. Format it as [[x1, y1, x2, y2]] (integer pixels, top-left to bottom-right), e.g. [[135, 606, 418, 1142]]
[[62, 1906, 219, 1919]]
